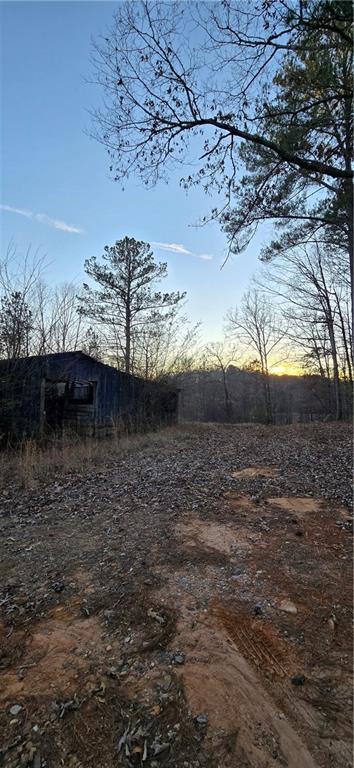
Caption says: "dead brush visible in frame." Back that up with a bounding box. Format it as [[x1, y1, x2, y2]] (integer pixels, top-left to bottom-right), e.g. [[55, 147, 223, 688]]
[[18, 439, 40, 488], [0, 424, 194, 489]]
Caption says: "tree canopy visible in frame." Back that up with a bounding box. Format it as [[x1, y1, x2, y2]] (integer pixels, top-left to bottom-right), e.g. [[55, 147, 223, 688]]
[[221, 0, 353, 277], [91, 0, 353, 352], [92, 1, 352, 181], [91, 0, 353, 324]]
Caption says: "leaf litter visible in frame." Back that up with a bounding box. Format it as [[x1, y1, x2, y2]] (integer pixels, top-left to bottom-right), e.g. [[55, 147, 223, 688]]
[[0, 422, 352, 767]]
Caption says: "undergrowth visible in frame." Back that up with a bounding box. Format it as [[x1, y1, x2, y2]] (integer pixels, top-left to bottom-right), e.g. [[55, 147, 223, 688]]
[[0, 425, 196, 489]]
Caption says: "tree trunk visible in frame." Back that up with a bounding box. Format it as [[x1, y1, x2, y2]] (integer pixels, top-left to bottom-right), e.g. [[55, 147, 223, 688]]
[[262, 350, 273, 424], [222, 367, 233, 421], [327, 315, 343, 420], [345, 177, 354, 358], [125, 306, 131, 374], [313, 335, 325, 378], [264, 374, 273, 424], [317, 257, 343, 420], [335, 291, 352, 382], [125, 260, 132, 374]]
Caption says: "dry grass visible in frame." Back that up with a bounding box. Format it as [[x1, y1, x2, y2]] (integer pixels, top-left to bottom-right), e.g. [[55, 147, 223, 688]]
[[0, 424, 193, 489]]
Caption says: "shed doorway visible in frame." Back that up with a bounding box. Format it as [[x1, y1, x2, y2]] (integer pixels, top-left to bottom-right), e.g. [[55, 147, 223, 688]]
[[43, 379, 96, 435]]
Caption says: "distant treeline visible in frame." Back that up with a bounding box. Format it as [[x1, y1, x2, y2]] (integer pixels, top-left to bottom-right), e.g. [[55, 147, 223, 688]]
[[173, 367, 352, 425]]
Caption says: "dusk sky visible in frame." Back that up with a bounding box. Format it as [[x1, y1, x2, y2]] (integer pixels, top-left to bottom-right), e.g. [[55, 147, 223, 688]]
[[0, 1, 268, 342]]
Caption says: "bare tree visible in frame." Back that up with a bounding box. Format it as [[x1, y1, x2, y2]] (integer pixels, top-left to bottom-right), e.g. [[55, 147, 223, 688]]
[[132, 306, 200, 381], [49, 284, 83, 353], [92, 2, 351, 185], [203, 342, 238, 421], [29, 281, 86, 355], [256, 243, 351, 419], [0, 241, 46, 300], [31, 279, 51, 355], [0, 242, 47, 359], [227, 290, 287, 423]]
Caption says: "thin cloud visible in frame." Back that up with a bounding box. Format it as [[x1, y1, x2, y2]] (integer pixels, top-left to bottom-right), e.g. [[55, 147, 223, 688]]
[[0, 204, 84, 234], [151, 241, 192, 255], [0, 204, 32, 218], [151, 241, 213, 261], [34, 213, 83, 234]]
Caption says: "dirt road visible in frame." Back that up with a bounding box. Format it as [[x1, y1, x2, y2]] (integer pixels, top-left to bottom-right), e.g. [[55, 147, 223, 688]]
[[0, 423, 352, 768]]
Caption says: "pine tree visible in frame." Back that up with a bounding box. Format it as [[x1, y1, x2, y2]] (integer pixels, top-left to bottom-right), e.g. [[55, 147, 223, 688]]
[[79, 236, 185, 374]]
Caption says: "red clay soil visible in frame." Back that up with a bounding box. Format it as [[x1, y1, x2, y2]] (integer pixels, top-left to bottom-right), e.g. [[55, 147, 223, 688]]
[[0, 422, 352, 768]]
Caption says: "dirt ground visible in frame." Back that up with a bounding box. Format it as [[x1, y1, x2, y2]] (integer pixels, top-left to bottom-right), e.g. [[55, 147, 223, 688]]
[[0, 422, 352, 768]]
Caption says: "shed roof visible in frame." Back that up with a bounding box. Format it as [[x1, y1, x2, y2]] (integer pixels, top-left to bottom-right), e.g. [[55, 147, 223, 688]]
[[0, 351, 178, 392]]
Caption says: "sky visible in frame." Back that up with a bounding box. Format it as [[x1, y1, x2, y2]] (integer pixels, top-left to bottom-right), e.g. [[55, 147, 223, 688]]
[[0, 1, 267, 343]]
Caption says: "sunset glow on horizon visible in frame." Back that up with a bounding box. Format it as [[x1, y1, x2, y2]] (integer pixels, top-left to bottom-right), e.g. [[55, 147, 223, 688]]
[[270, 362, 304, 377]]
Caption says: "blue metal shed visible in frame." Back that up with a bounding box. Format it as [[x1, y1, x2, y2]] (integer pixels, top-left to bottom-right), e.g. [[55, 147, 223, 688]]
[[0, 351, 178, 439]]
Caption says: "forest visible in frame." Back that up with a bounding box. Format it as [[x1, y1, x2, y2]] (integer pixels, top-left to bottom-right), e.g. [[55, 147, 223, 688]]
[[0, 223, 351, 424]]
